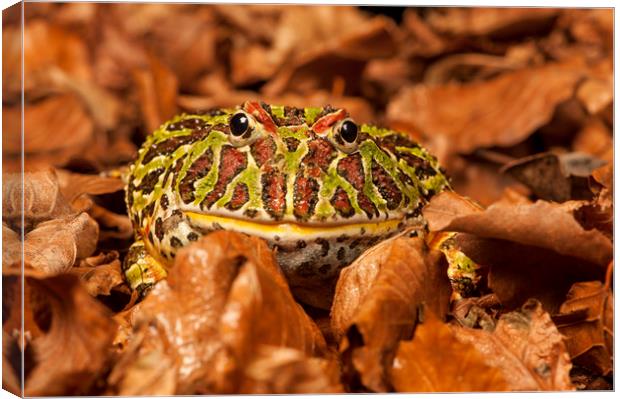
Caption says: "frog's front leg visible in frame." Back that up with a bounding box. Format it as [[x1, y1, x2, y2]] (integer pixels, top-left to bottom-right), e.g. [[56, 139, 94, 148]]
[[122, 240, 168, 296]]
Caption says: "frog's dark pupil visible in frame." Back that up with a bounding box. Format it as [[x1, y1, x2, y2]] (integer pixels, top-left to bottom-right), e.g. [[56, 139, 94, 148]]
[[340, 120, 358, 143], [230, 113, 249, 136]]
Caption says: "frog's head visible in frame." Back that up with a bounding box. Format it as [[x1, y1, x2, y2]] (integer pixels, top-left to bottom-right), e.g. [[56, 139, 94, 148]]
[[170, 100, 448, 225]]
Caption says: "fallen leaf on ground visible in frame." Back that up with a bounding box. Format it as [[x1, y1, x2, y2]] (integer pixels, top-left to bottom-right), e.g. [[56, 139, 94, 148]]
[[454, 299, 574, 390], [426, 7, 559, 37], [71, 251, 126, 297], [263, 16, 399, 95], [501, 152, 606, 202], [113, 231, 327, 394], [387, 60, 588, 157], [25, 274, 117, 396], [133, 55, 179, 134], [331, 234, 451, 392], [423, 192, 612, 267], [238, 346, 343, 393], [553, 279, 613, 376], [56, 170, 125, 203], [3, 169, 74, 230], [390, 311, 508, 392], [24, 212, 99, 275]]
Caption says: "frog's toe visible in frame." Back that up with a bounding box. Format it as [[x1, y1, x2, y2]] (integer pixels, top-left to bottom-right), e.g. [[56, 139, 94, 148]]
[[122, 240, 167, 296]]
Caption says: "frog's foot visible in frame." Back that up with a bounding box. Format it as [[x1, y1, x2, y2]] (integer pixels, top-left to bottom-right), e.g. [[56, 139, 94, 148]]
[[427, 231, 481, 301], [122, 240, 168, 297]]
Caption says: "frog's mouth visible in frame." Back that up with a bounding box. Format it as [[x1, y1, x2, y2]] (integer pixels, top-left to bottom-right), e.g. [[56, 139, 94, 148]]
[[185, 211, 405, 240]]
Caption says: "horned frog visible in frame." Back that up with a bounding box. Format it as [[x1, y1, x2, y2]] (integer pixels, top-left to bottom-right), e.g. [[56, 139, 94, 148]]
[[124, 100, 465, 308]]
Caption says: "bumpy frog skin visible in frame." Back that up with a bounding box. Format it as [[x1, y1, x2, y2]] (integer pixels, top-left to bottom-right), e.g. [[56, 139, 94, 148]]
[[124, 101, 450, 301]]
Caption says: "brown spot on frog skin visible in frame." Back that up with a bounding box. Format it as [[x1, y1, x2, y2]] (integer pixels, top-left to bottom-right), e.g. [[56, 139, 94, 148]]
[[250, 135, 276, 167], [227, 183, 249, 210], [170, 236, 183, 248], [154, 217, 164, 240], [262, 167, 286, 220], [337, 247, 346, 261], [187, 232, 199, 241], [297, 240, 307, 249], [315, 238, 330, 257], [303, 138, 336, 173], [179, 149, 213, 203], [160, 194, 169, 210], [371, 160, 402, 210], [331, 187, 355, 218], [203, 146, 247, 208], [136, 167, 164, 195], [293, 174, 319, 221]]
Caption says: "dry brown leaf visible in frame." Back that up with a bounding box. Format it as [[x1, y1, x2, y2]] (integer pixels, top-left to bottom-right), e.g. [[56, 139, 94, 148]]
[[331, 234, 451, 392], [25, 274, 117, 396], [24, 212, 99, 275], [133, 55, 179, 134], [4, 93, 94, 165], [117, 231, 326, 394], [390, 312, 508, 392], [228, 6, 371, 86], [3, 19, 92, 99], [554, 280, 613, 376], [3, 169, 74, 229], [56, 170, 125, 203], [2, 223, 22, 267], [387, 60, 588, 157], [238, 346, 343, 394], [454, 299, 574, 391], [426, 7, 559, 37], [106, 326, 177, 396], [501, 152, 606, 202], [71, 252, 126, 297], [424, 192, 612, 267], [2, 331, 22, 396], [263, 16, 399, 96], [88, 203, 134, 241], [573, 118, 613, 163]]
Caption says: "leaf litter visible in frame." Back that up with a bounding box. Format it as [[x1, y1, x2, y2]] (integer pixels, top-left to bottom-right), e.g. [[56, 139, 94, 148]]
[[2, 4, 613, 394]]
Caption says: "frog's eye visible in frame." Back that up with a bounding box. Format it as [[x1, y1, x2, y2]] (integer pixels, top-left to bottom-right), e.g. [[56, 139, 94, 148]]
[[229, 112, 255, 146], [333, 119, 359, 153]]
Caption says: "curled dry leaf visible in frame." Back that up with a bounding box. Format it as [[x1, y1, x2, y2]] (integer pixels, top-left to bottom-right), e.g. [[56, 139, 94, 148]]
[[133, 55, 179, 134], [501, 152, 607, 202], [88, 203, 134, 241], [238, 346, 343, 394], [331, 234, 451, 392], [390, 311, 508, 392], [107, 326, 177, 396], [573, 118, 613, 163], [2, 331, 21, 396], [24, 212, 99, 275], [2, 223, 22, 267], [25, 274, 117, 396], [426, 7, 559, 37], [55, 170, 125, 203], [454, 299, 574, 391], [115, 231, 326, 394], [4, 93, 94, 166], [553, 280, 613, 376], [387, 60, 587, 157], [71, 251, 126, 297], [263, 16, 399, 95], [3, 19, 92, 99], [423, 191, 612, 267], [3, 169, 74, 229]]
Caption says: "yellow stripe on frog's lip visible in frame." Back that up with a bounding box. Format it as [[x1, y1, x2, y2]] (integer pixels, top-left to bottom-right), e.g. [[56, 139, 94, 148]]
[[185, 211, 403, 240]]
